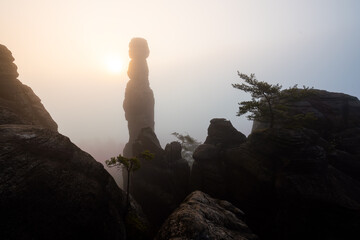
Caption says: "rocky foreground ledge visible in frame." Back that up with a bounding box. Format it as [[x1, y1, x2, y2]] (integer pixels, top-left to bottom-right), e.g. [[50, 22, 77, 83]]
[[156, 191, 258, 240], [0, 125, 129, 239]]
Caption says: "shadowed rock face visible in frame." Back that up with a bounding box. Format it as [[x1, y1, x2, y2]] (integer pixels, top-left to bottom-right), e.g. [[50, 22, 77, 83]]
[[0, 44, 58, 131], [0, 125, 127, 240], [130, 127, 190, 231], [205, 118, 247, 147], [156, 191, 258, 240], [123, 38, 154, 157], [0, 44, 19, 79], [190, 118, 246, 197], [252, 89, 360, 134], [191, 102, 360, 240]]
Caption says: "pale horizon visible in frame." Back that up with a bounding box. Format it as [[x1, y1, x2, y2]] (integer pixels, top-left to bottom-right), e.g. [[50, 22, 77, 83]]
[[1, 0, 359, 162]]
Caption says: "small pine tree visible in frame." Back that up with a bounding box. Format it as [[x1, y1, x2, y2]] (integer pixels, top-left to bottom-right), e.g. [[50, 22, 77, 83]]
[[171, 132, 201, 167], [232, 72, 282, 128], [105, 150, 154, 214], [233, 72, 316, 129]]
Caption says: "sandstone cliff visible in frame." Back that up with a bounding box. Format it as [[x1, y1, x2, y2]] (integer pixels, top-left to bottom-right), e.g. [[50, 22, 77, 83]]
[[0, 44, 57, 131], [0, 44, 149, 240], [191, 91, 360, 240]]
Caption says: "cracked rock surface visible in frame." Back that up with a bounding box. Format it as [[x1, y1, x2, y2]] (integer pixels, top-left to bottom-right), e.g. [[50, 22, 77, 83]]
[[156, 191, 258, 240]]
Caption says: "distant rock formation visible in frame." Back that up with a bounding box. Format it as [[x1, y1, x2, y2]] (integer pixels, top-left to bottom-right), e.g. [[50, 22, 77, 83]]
[[120, 39, 190, 231], [190, 118, 246, 197], [156, 191, 258, 240], [0, 44, 58, 131], [0, 44, 150, 240], [191, 91, 360, 240], [205, 118, 247, 147], [252, 89, 360, 134], [123, 38, 154, 157], [130, 127, 190, 231]]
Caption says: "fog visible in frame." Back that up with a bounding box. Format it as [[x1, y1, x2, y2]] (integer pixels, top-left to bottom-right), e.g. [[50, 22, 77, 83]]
[[1, 0, 359, 163]]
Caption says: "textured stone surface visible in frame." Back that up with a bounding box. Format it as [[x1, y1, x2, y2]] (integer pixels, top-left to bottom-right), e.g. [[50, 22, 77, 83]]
[[123, 38, 154, 158], [191, 115, 360, 240], [0, 125, 127, 240], [156, 191, 258, 240], [0, 44, 57, 131]]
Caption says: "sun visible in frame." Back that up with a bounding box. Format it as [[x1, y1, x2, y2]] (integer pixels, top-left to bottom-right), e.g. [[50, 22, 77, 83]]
[[105, 55, 124, 74]]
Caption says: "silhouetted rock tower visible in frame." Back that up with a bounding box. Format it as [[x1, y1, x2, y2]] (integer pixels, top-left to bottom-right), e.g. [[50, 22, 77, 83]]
[[123, 38, 155, 157], [0, 44, 58, 131]]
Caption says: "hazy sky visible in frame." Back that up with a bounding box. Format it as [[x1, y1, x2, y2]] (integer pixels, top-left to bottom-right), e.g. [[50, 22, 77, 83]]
[[1, 0, 360, 161]]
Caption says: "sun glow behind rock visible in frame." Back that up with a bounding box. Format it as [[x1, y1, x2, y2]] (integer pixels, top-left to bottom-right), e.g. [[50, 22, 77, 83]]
[[105, 55, 124, 74]]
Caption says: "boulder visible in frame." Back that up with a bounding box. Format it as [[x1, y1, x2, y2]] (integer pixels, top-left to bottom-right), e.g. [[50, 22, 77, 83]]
[[156, 191, 258, 240], [0, 125, 127, 240], [205, 118, 246, 147]]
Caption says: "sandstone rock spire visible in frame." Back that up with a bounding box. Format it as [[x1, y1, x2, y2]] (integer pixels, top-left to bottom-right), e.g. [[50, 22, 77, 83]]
[[123, 38, 155, 157]]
